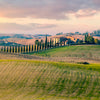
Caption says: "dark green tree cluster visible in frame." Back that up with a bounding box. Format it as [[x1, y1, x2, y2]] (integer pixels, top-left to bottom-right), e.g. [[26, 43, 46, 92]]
[[78, 40, 83, 44], [85, 34, 100, 44], [85, 34, 94, 44]]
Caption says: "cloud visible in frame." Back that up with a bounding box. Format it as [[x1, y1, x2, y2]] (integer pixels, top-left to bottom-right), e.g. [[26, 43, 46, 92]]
[[74, 9, 97, 17], [0, 23, 57, 32], [30, 23, 57, 28], [0, 0, 100, 19], [0, 23, 32, 31], [92, 0, 100, 5]]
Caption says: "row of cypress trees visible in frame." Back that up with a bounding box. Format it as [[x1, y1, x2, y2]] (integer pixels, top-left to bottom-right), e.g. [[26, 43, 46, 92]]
[[0, 35, 66, 54], [0, 44, 49, 53]]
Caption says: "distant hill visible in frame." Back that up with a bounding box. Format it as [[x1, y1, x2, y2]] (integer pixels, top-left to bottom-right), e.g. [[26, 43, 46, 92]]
[[0, 40, 23, 46], [0, 36, 11, 39], [93, 35, 100, 37], [34, 34, 51, 37], [0, 34, 51, 46], [0, 34, 51, 40], [12, 34, 33, 39]]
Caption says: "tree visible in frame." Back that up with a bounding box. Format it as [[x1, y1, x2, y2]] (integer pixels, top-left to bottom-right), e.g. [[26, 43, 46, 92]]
[[85, 34, 94, 44], [86, 36, 94, 44], [35, 40, 39, 46], [94, 39, 99, 44], [67, 39, 71, 46], [50, 38, 52, 48], [45, 34, 48, 49], [85, 34, 88, 43], [78, 40, 83, 44], [41, 39, 43, 44], [7, 46, 8, 52]]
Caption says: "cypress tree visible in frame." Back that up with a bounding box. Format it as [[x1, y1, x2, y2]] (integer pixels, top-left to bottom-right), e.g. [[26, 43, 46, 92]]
[[41, 44, 43, 50], [45, 34, 47, 49], [85, 35, 87, 43], [6, 46, 8, 52], [8, 46, 10, 53], [22, 46, 24, 53], [50, 39, 52, 48], [29, 45, 31, 52], [32, 45, 34, 52], [64, 41, 65, 46]]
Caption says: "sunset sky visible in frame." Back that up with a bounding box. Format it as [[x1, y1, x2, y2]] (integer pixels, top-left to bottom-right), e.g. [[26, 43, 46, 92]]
[[0, 0, 100, 35]]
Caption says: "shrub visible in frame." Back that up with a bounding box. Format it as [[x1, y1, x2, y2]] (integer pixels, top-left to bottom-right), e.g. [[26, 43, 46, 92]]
[[77, 62, 89, 64]]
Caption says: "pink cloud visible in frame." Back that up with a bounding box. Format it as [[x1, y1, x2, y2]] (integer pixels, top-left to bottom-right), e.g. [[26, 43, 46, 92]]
[[74, 9, 97, 18], [0, 0, 100, 19]]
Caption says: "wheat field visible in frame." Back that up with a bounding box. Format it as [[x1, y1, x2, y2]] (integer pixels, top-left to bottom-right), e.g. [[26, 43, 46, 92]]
[[0, 60, 100, 100]]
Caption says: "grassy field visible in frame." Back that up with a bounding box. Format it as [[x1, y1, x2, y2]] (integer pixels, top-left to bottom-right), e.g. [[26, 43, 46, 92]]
[[31, 45, 100, 59], [0, 59, 100, 100]]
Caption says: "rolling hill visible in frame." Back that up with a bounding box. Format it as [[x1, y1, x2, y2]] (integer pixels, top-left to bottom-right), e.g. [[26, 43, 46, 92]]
[[0, 45, 100, 100], [0, 59, 100, 100], [32, 45, 100, 60]]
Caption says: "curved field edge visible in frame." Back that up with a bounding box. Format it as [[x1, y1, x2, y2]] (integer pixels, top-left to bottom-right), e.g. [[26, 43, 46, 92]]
[[0, 60, 100, 100], [29, 45, 100, 59], [0, 59, 100, 72]]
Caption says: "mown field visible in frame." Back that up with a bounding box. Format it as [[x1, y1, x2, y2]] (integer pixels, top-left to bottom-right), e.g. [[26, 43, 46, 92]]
[[32, 45, 100, 59], [0, 59, 100, 100]]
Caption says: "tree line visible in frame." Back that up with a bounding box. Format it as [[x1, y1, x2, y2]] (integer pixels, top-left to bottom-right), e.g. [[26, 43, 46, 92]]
[[0, 35, 66, 53], [78, 34, 100, 44], [85, 34, 100, 44]]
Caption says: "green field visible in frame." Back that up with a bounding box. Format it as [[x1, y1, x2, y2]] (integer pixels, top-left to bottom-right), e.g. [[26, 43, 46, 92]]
[[0, 59, 100, 100], [31, 45, 100, 59]]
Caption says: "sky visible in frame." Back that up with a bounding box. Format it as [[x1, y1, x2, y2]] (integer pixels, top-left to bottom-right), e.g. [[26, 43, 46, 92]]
[[0, 0, 100, 35]]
